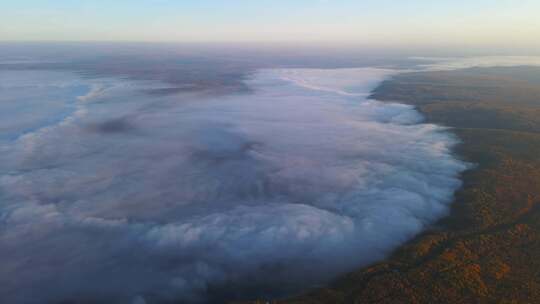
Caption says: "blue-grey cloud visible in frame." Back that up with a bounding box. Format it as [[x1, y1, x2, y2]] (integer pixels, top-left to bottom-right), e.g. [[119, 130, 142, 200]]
[[0, 67, 468, 303]]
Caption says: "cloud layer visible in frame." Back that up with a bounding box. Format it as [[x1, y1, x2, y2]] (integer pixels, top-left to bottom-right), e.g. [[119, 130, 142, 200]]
[[0, 68, 468, 303]]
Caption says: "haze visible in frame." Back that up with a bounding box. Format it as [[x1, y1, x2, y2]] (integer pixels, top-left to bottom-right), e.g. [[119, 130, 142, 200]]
[[2, 0, 540, 51]]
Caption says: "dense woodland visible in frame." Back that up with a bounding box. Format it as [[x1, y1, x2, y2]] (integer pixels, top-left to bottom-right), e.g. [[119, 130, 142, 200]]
[[242, 66, 540, 303]]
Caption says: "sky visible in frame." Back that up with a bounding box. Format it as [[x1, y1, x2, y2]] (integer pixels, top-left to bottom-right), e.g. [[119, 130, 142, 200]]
[[1, 0, 540, 49]]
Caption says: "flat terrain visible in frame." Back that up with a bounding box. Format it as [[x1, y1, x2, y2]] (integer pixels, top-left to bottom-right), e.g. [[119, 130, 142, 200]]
[[252, 66, 540, 303]]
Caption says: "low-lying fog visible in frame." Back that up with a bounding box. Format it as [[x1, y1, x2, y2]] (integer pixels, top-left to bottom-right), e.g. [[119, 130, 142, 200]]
[[0, 64, 471, 303]]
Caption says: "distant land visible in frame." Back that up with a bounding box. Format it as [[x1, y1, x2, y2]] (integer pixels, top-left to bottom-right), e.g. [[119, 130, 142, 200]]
[[254, 66, 540, 303]]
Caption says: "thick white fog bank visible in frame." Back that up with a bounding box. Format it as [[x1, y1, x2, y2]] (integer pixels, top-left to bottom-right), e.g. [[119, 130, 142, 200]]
[[0, 68, 468, 303]]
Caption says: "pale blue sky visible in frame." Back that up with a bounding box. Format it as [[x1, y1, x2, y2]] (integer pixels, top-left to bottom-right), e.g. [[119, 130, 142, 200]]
[[1, 0, 539, 48]]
